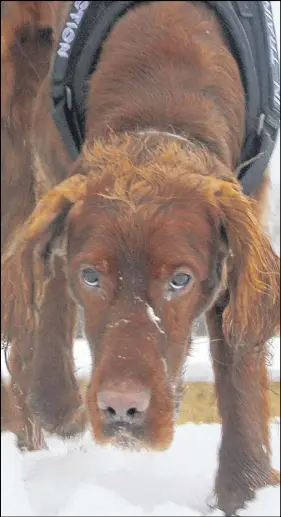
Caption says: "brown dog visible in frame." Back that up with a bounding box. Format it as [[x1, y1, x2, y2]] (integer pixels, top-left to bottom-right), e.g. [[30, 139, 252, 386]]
[[1, 1, 280, 514]]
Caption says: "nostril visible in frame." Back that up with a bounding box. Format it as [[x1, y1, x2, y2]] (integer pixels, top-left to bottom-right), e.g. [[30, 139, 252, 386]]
[[103, 405, 140, 420], [126, 407, 138, 417], [106, 406, 116, 417]]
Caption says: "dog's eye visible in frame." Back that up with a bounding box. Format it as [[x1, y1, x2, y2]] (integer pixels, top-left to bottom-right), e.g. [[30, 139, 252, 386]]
[[169, 272, 191, 291], [81, 267, 100, 288]]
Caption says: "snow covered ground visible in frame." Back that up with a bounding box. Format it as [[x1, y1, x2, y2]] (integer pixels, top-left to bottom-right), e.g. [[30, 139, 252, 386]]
[[1, 421, 280, 517], [1, 2, 280, 516]]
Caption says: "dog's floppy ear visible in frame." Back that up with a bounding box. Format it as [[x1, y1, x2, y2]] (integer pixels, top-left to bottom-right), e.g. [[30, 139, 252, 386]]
[[212, 181, 280, 349], [1, 174, 88, 340]]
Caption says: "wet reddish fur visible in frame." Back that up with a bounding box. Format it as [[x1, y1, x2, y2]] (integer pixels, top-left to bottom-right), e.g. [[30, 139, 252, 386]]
[[1, 1, 280, 513]]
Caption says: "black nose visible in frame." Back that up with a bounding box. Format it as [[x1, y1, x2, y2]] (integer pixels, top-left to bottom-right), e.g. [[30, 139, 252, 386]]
[[97, 384, 151, 424]]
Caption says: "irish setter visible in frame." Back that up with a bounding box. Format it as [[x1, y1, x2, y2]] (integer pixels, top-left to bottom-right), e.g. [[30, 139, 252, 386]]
[[1, 1, 280, 514]]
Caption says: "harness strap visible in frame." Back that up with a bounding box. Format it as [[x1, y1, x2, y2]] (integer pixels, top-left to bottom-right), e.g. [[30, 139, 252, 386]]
[[208, 1, 280, 194], [51, 1, 139, 160]]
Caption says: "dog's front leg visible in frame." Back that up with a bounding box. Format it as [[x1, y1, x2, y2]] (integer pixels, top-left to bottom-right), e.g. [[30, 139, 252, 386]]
[[6, 339, 46, 451], [27, 257, 87, 438], [206, 304, 279, 515]]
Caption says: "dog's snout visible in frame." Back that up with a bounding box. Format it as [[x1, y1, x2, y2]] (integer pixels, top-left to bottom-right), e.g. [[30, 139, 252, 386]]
[[97, 384, 151, 424]]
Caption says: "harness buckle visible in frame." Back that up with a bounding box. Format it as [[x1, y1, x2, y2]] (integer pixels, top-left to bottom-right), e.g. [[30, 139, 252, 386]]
[[65, 86, 73, 111]]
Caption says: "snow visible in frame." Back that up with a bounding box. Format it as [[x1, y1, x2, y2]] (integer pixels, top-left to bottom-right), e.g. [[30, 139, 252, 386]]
[[1, 434, 33, 517], [146, 303, 165, 334], [186, 336, 280, 383], [1, 421, 280, 517]]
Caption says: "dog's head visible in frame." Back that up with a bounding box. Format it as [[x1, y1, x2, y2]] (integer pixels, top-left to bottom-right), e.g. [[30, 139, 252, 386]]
[[3, 136, 279, 449]]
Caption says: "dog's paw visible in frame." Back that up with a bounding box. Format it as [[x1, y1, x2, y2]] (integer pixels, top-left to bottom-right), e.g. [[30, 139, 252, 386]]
[[27, 382, 88, 438], [215, 486, 254, 516], [16, 422, 47, 452], [51, 404, 88, 438], [214, 455, 275, 516]]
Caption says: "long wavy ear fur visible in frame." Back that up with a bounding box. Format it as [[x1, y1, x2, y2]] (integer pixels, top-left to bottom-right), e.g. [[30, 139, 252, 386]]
[[1, 174, 88, 343], [213, 181, 280, 348]]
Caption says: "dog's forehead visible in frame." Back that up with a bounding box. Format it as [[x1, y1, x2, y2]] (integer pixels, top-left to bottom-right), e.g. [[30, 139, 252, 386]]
[[67, 193, 217, 274], [69, 190, 212, 233]]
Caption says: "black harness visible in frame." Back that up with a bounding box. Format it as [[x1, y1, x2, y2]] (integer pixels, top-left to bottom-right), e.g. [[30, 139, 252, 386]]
[[50, 1, 280, 196]]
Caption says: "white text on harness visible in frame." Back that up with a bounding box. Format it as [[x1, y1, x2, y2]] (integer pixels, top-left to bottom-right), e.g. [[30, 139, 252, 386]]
[[57, 1, 90, 59]]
